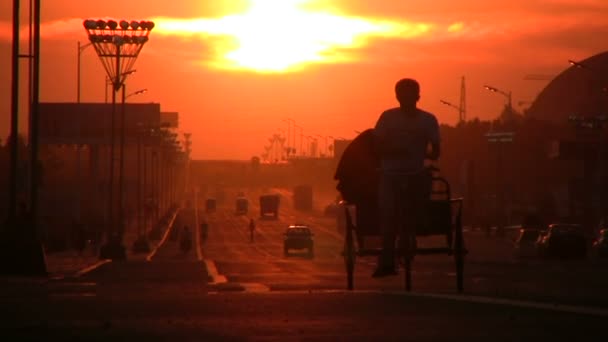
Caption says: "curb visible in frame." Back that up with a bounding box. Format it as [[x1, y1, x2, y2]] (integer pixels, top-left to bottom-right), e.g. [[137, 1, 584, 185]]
[[146, 210, 180, 262], [73, 259, 112, 278]]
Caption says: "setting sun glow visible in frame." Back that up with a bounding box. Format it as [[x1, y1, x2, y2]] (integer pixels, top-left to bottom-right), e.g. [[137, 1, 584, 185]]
[[154, 0, 432, 72]]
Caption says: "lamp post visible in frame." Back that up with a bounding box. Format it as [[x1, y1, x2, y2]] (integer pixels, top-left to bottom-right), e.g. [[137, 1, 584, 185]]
[[315, 134, 325, 157], [8, 0, 20, 223], [305, 135, 314, 156], [118, 84, 146, 245], [183, 132, 192, 194], [484, 84, 515, 236], [283, 118, 295, 157], [77, 41, 93, 103], [440, 99, 465, 125], [484, 85, 513, 121], [4, 0, 47, 275], [569, 58, 608, 226], [327, 135, 335, 158], [132, 122, 150, 253], [294, 125, 303, 156]]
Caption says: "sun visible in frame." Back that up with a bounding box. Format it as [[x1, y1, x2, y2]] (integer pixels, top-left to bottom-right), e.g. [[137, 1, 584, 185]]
[[154, 0, 432, 73]]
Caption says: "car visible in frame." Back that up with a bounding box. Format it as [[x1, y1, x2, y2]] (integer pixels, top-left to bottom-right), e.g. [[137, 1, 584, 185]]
[[514, 228, 541, 258], [591, 229, 608, 258], [536, 223, 587, 259], [283, 225, 314, 258]]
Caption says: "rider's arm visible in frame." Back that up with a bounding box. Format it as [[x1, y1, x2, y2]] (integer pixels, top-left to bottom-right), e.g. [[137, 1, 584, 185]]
[[427, 140, 440, 161]]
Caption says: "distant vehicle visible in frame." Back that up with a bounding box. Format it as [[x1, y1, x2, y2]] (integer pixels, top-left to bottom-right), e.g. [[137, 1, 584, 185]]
[[283, 225, 314, 258], [514, 228, 541, 258], [235, 197, 248, 215], [205, 198, 216, 213], [536, 223, 587, 259], [260, 194, 280, 220], [591, 229, 608, 258]]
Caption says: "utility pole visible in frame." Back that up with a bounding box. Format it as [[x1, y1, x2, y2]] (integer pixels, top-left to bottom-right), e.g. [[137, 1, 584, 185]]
[[439, 76, 467, 126], [459, 76, 466, 124], [8, 0, 20, 222], [184, 133, 192, 193]]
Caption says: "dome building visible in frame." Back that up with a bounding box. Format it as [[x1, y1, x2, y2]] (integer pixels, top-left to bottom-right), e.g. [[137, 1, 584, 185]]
[[527, 51, 608, 124], [523, 51, 608, 231]]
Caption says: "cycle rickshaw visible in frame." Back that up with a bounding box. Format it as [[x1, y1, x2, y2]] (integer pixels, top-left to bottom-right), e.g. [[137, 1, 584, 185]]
[[339, 167, 466, 293]]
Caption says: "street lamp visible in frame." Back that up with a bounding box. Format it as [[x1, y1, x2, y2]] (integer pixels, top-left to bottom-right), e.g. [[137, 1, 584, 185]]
[[439, 99, 459, 110], [327, 135, 335, 157], [283, 118, 295, 157], [569, 58, 608, 225], [568, 59, 608, 94], [77, 41, 93, 103], [315, 134, 326, 157], [484, 84, 513, 122], [568, 59, 586, 69], [306, 135, 314, 156], [294, 124, 303, 156], [127, 88, 147, 98], [118, 83, 147, 252], [439, 99, 466, 125]]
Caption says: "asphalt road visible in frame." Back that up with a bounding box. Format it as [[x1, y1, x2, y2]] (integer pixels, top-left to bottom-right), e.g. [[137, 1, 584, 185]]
[[2, 186, 608, 340], [202, 187, 608, 307]]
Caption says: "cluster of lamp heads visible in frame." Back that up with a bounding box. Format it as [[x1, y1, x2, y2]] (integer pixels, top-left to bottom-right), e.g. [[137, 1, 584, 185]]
[[83, 19, 155, 31], [83, 19, 154, 45]]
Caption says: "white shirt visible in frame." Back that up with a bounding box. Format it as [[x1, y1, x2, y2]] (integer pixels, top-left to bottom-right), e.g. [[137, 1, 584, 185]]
[[373, 107, 440, 173]]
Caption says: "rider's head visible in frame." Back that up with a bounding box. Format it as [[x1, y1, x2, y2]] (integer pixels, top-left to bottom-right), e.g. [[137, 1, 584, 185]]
[[395, 78, 420, 111]]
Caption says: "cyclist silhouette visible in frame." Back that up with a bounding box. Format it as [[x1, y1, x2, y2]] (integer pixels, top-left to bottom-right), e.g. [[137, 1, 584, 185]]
[[372, 78, 440, 277]]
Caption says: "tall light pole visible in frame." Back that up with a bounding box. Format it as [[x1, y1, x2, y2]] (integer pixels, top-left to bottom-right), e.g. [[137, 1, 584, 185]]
[[315, 134, 325, 157], [183, 132, 192, 193], [327, 135, 335, 157], [484, 83, 515, 236], [283, 118, 295, 157], [77, 41, 92, 103], [8, 0, 20, 223], [84, 18, 154, 260], [118, 84, 146, 244], [294, 125, 303, 156], [440, 76, 467, 125], [74, 41, 94, 226], [305, 135, 314, 156], [568, 58, 608, 227]]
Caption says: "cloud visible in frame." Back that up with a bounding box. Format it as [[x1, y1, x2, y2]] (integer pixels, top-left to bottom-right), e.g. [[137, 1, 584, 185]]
[[0, 0, 606, 70]]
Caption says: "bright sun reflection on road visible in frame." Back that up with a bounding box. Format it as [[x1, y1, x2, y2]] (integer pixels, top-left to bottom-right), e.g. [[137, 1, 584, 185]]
[[153, 0, 433, 72]]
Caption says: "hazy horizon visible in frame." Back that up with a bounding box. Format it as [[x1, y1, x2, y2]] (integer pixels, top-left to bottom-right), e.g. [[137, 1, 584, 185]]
[[1, 0, 607, 159]]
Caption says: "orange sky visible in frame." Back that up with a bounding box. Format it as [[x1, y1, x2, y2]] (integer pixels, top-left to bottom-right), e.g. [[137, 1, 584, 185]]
[[1, 0, 607, 159]]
